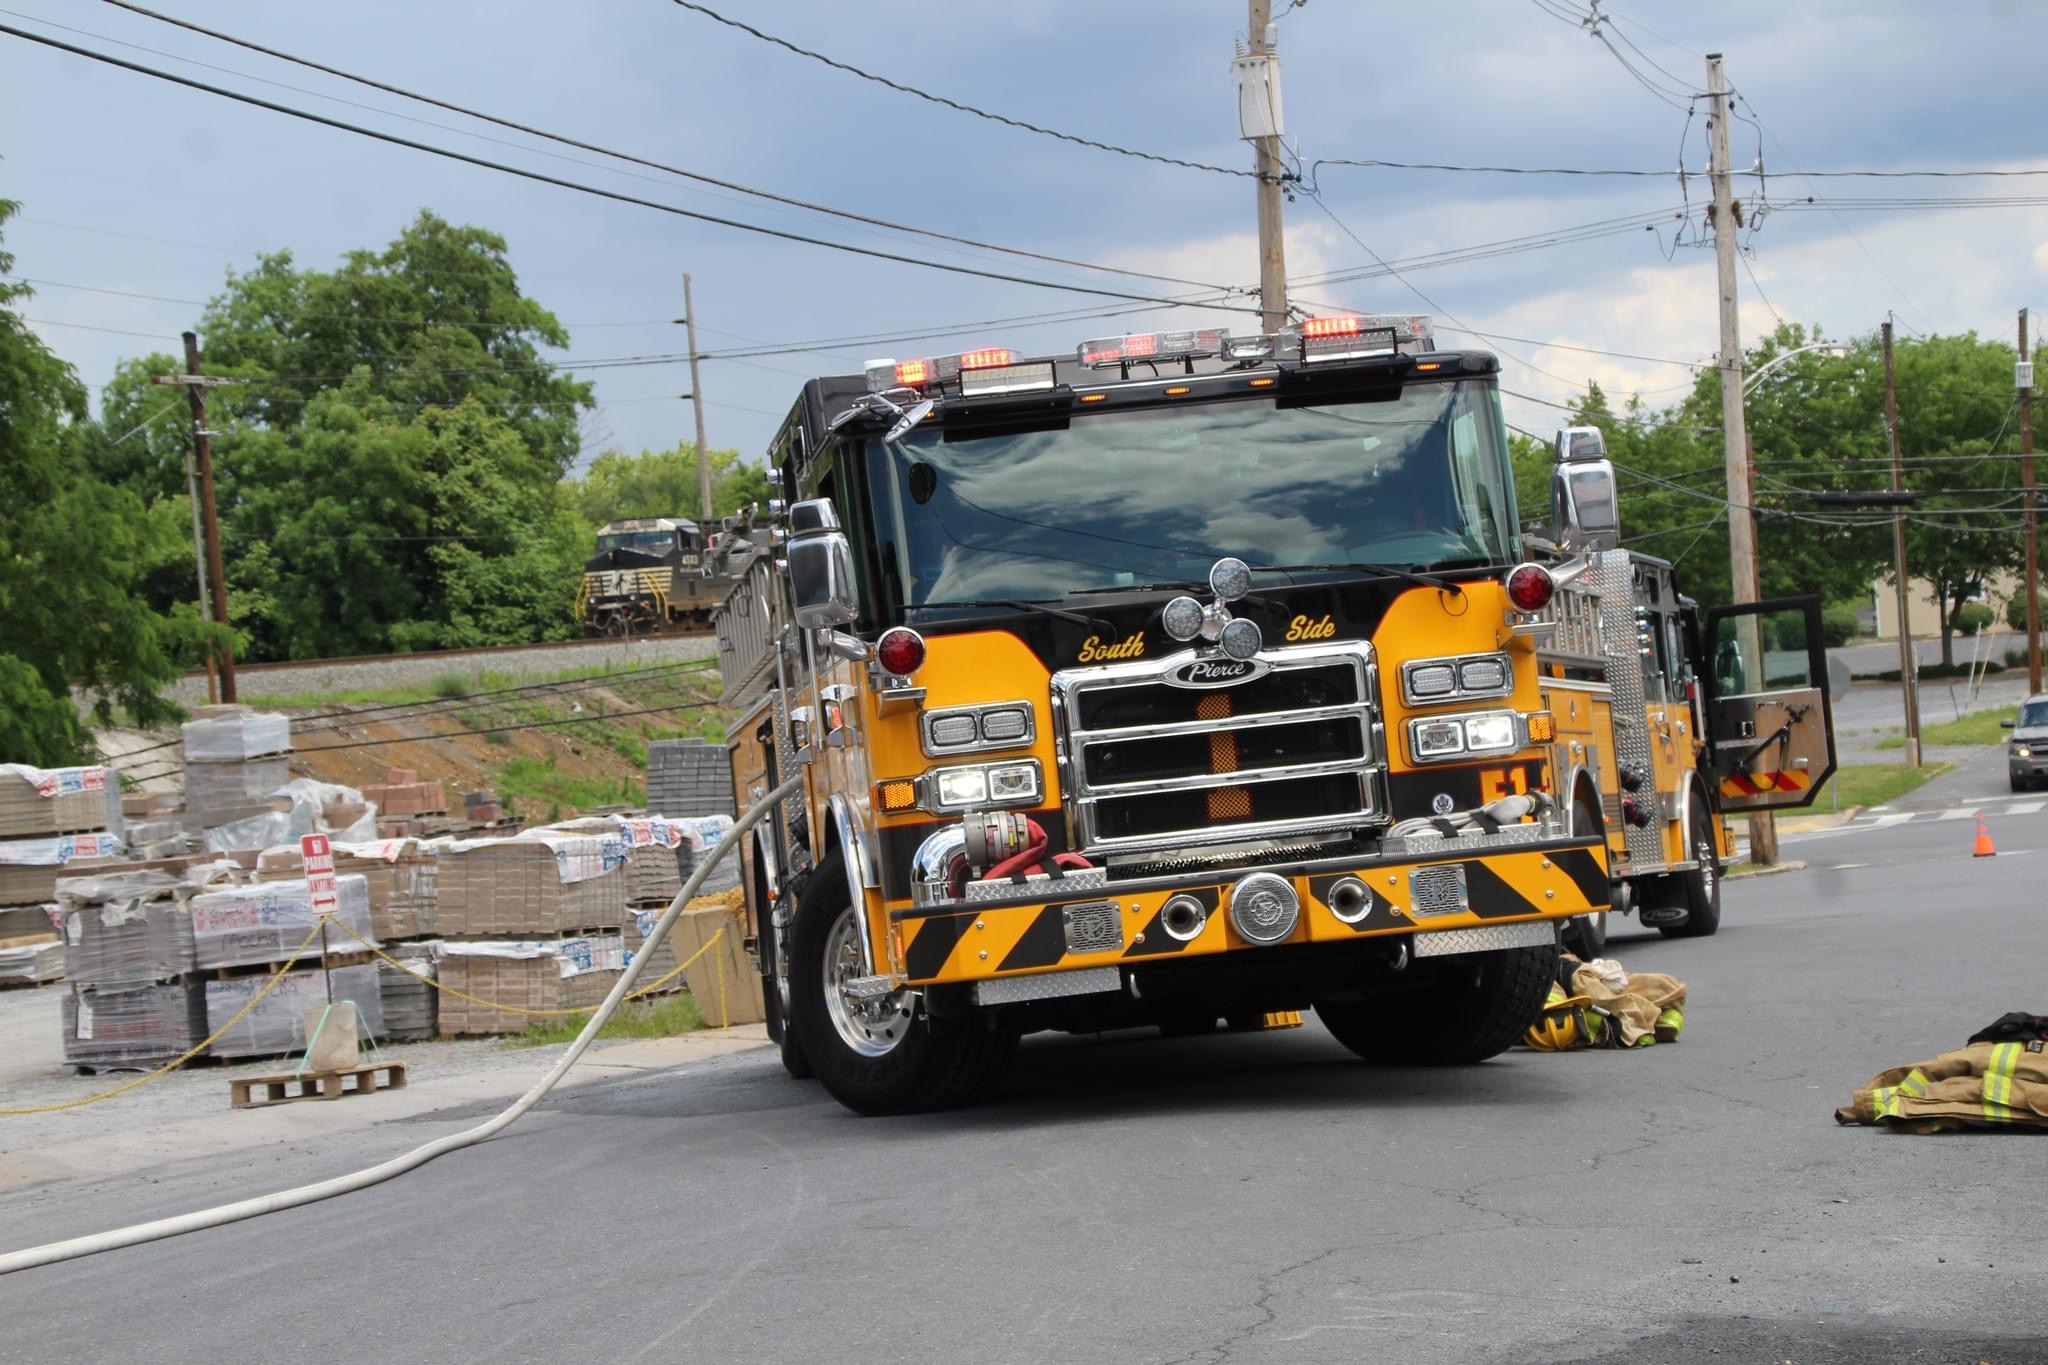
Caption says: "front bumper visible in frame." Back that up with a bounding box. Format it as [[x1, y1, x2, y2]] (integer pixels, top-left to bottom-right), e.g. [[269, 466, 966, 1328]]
[[888, 832, 1609, 989], [2010, 749, 2048, 780]]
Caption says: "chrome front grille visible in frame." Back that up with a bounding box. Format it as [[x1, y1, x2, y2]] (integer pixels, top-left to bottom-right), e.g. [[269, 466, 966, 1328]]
[[1052, 641, 1382, 858]]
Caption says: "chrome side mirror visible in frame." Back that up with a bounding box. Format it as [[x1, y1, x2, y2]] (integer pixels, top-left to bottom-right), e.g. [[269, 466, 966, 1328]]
[[1550, 426, 1619, 552], [788, 497, 857, 629]]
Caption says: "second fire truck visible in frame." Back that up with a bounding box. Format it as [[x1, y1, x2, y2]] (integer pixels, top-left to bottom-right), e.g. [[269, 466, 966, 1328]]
[[713, 316, 1837, 1114]]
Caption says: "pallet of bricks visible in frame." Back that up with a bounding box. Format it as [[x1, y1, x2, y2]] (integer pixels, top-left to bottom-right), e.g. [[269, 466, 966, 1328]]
[[359, 767, 448, 838], [535, 816, 695, 996], [188, 872, 384, 1058], [256, 837, 441, 1041], [432, 829, 628, 1035], [646, 738, 735, 820], [181, 706, 293, 843], [0, 763, 126, 989], [54, 863, 230, 1071]]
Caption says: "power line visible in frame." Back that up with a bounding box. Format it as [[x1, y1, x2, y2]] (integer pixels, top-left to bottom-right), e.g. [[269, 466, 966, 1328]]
[[0, 23, 1266, 317], [662, 0, 1255, 180], [94, 0, 1237, 294], [1312, 158, 2048, 181]]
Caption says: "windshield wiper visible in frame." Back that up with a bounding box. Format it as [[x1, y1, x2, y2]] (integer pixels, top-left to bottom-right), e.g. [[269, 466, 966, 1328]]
[[1066, 581, 1204, 596], [909, 598, 1116, 632], [1255, 562, 1465, 595]]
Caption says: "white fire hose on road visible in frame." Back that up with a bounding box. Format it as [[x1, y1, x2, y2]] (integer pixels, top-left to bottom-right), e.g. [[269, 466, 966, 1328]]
[[0, 774, 805, 1277]]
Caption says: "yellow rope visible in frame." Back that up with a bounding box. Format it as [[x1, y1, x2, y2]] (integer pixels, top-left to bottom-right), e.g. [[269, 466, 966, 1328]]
[[327, 919, 727, 1017], [2, 923, 326, 1116]]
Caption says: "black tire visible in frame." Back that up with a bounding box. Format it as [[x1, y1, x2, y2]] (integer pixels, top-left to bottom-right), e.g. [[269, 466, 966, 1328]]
[[1313, 940, 1560, 1066], [2012, 773, 2027, 794], [1660, 798, 1723, 939], [1560, 784, 1610, 959], [755, 855, 811, 1081], [787, 851, 1014, 1115]]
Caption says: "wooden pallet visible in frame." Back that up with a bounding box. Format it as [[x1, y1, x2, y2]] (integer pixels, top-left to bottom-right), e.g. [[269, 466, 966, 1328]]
[[230, 1060, 408, 1109], [210, 949, 374, 980]]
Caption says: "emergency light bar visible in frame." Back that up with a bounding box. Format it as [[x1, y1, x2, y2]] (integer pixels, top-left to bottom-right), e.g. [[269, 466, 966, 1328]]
[[865, 347, 1057, 397], [1292, 313, 1434, 364], [1077, 327, 1228, 369]]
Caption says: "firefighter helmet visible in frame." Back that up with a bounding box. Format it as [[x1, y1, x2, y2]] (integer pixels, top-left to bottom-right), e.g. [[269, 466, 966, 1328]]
[[1525, 985, 1594, 1051]]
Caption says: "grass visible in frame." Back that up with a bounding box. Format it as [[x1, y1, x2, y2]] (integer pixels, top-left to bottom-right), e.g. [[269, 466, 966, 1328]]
[[493, 752, 643, 822], [241, 658, 723, 711], [1810, 760, 1952, 810], [502, 993, 706, 1049], [1874, 708, 2014, 750]]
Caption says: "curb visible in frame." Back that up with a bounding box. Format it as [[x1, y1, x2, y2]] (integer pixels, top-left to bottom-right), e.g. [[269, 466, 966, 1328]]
[[1725, 859, 1808, 880]]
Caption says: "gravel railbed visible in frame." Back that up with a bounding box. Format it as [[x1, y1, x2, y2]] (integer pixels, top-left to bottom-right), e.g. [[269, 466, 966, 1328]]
[[158, 636, 718, 707]]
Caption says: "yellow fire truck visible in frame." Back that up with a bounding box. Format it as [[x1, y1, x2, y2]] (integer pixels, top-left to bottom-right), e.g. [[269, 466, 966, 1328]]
[[714, 318, 1837, 1114]]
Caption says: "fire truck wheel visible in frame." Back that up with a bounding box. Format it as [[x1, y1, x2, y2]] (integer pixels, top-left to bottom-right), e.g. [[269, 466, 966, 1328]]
[[756, 859, 811, 1080], [1660, 803, 1722, 938], [1313, 941, 1560, 1066], [789, 851, 1015, 1115]]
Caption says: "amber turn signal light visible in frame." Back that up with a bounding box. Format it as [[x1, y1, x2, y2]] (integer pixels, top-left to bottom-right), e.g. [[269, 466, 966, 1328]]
[[876, 780, 919, 814]]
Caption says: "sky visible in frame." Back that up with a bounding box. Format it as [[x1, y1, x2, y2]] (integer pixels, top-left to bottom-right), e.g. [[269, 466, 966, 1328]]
[[4, 0, 2046, 477]]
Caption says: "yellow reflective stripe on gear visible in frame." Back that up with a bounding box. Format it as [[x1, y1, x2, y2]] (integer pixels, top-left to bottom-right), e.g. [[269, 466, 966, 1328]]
[[1983, 1043, 2022, 1119], [1869, 1086, 1900, 1119], [1897, 1067, 1930, 1097]]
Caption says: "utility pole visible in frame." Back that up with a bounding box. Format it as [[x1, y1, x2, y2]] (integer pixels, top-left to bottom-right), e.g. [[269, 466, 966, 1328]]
[[1243, 0, 1288, 332], [681, 273, 713, 522], [2021, 306, 2039, 694], [171, 333, 236, 703], [1883, 319, 1919, 764], [181, 447, 217, 703], [1706, 53, 1775, 864]]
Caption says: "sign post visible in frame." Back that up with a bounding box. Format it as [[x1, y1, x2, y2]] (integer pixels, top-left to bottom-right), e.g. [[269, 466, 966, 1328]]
[[301, 833, 337, 1004]]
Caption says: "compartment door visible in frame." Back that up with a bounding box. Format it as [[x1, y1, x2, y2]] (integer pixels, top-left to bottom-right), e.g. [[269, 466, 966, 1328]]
[[1702, 596, 1837, 811]]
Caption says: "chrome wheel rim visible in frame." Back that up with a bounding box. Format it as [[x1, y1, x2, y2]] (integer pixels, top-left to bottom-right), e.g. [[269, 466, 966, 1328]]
[[1695, 836, 1716, 903], [821, 905, 912, 1057]]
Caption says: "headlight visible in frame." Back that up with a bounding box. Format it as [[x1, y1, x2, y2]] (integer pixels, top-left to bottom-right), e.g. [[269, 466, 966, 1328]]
[[921, 700, 1037, 755], [924, 760, 1042, 812], [1412, 719, 1465, 758], [1402, 652, 1513, 706], [2019, 746, 2034, 759], [1407, 664, 1457, 699], [1407, 710, 1523, 763], [1462, 713, 1518, 752]]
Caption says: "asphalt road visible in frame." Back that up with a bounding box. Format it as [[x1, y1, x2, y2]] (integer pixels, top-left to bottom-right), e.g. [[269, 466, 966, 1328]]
[[5, 749, 2047, 1363]]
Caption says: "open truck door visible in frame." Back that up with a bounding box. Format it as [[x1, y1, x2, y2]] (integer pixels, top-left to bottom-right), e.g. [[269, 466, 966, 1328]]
[[1701, 595, 1838, 811]]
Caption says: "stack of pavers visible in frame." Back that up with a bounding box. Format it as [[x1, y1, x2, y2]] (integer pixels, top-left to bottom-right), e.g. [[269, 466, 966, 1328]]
[[359, 768, 448, 836], [646, 739, 734, 820], [54, 866, 220, 1071], [256, 838, 441, 1040], [433, 828, 628, 1034], [540, 816, 692, 995], [661, 814, 765, 1026], [180, 706, 292, 838], [0, 764, 125, 979], [188, 874, 384, 1058]]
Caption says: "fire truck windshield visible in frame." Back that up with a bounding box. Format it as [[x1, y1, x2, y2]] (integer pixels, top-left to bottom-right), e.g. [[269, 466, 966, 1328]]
[[864, 379, 1518, 608]]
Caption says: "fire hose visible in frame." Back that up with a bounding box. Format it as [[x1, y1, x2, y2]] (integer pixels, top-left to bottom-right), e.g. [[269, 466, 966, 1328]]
[[0, 774, 805, 1277]]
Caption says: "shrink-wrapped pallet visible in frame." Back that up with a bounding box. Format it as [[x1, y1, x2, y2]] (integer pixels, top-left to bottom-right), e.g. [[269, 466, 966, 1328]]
[[180, 708, 291, 762], [436, 936, 625, 1035], [435, 834, 625, 936], [204, 963, 383, 1058], [0, 833, 126, 908], [55, 869, 199, 986], [0, 764, 122, 838], [0, 936, 64, 987], [532, 816, 692, 906], [377, 943, 438, 1041], [189, 874, 376, 970], [672, 814, 738, 895], [256, 838, 438, 940], [64, 980, 207, 1069]]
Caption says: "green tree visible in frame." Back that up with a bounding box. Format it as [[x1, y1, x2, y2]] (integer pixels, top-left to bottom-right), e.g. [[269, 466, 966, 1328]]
[[0, 200, 208, 763], [566, 442, 769, 528]]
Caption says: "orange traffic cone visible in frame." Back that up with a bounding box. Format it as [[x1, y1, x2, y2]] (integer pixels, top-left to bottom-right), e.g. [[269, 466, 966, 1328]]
[[1974, 813, 1997, 858]]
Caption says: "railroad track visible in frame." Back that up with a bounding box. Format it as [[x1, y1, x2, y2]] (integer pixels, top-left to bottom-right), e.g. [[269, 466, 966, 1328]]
[[182, 628, 715, 679]]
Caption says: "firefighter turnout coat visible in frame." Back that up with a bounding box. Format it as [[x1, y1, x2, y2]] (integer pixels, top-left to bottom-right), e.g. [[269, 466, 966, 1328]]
[[1837, 1040, 2048, 1132]]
